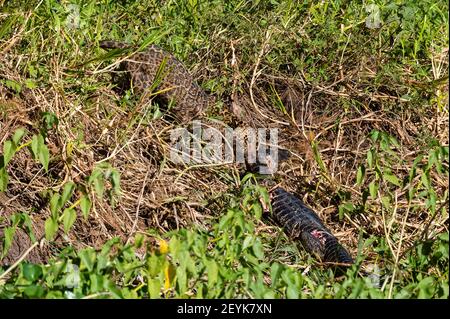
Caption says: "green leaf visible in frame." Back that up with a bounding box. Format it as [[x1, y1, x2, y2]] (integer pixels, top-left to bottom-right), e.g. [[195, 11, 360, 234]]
[[218, 209, 234, 230], [97, 240, 118, 272], [1, 227, 16, 257], [0, 167, 9, 192], [148, 278, 161, 298], [24, 285, 45, 298], [176, 266, 187, 295], [185, 254, 196, 275], [22, 263, 43, 282], [44, 217, 58, 241], [417, 277, 435, 299], [110, 169, 121, 195], [433, 149, 443, 174], [25, 79, 37, 89], [152, 106, 163, 119], [383, 172, 401, 186], [42, 112, 59, 130], [257, 185, 270, 207], [426, 190, 437, 215], [39, 143, 50, 172], [287, 285, 299, 299], [252, 203, 262, 219], [252, 239, 264, 260], [3, 140, 16, 165], [30, 134, 50, 171], [242, 236, 253, 250], [240, 172, 255, 185], [270, 263, 282, 287], [311, 141, 328, 174], [60, 182, 75, 207], [80, 195, 92, 219], [407, 186, 417, 203], [367, 149, 374, 168], [369, 130, 380, 143], [409, 155, 424, 183], [104, 278, 122, 298], [79, 248, 96, 272], [380, 138, 390, 153], [99, 237, 120, 258], [10, 213, 22, 227], [206, 260, 218, 287], [389, 135, 400, 148], [438, 232, 449, 243], [369, 181, 378, 198], [90, 273, 104, 292], [21, 213, 36, 242], [427, 148, 437, 169], [50, 193, 61, 219], [62, 208, 77, 233], [421, 171, 431, 189], [3, 79, 21, 93], [93, 176, 104, 198], [134, 233, 144, 248], [242, 193, 251, 209], [356, 165, 365, 186], [88, 167, 102, 182], [381, 196, 391, 209], [30, 134, 40, 159], [338, 202, 356, 219]]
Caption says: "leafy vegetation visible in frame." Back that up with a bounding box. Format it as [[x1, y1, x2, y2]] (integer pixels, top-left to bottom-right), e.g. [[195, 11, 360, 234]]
[[1, 182, 446, 299], [0, 0, 448, 298]]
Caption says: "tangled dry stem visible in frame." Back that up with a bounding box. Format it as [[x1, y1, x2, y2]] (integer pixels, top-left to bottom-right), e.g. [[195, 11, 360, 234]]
[[0, 33, 448, 272]]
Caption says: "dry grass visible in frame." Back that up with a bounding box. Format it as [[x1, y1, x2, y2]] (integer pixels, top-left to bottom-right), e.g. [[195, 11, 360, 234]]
[[0, 1, 448, 298]]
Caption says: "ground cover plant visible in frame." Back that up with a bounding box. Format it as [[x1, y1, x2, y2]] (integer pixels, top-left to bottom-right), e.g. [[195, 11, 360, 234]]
[[0, 0, 448, 298]]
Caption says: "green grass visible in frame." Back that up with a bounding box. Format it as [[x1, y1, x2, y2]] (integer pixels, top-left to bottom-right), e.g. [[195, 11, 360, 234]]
[[0, 0, 448, 298]]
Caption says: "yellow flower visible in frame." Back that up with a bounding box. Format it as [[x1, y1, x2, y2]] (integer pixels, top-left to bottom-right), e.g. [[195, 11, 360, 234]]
[[159, 239, 169, 254]]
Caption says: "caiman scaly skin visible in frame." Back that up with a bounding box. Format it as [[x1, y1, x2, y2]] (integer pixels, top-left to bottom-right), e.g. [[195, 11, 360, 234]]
[[272, 187, 353, 264]]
